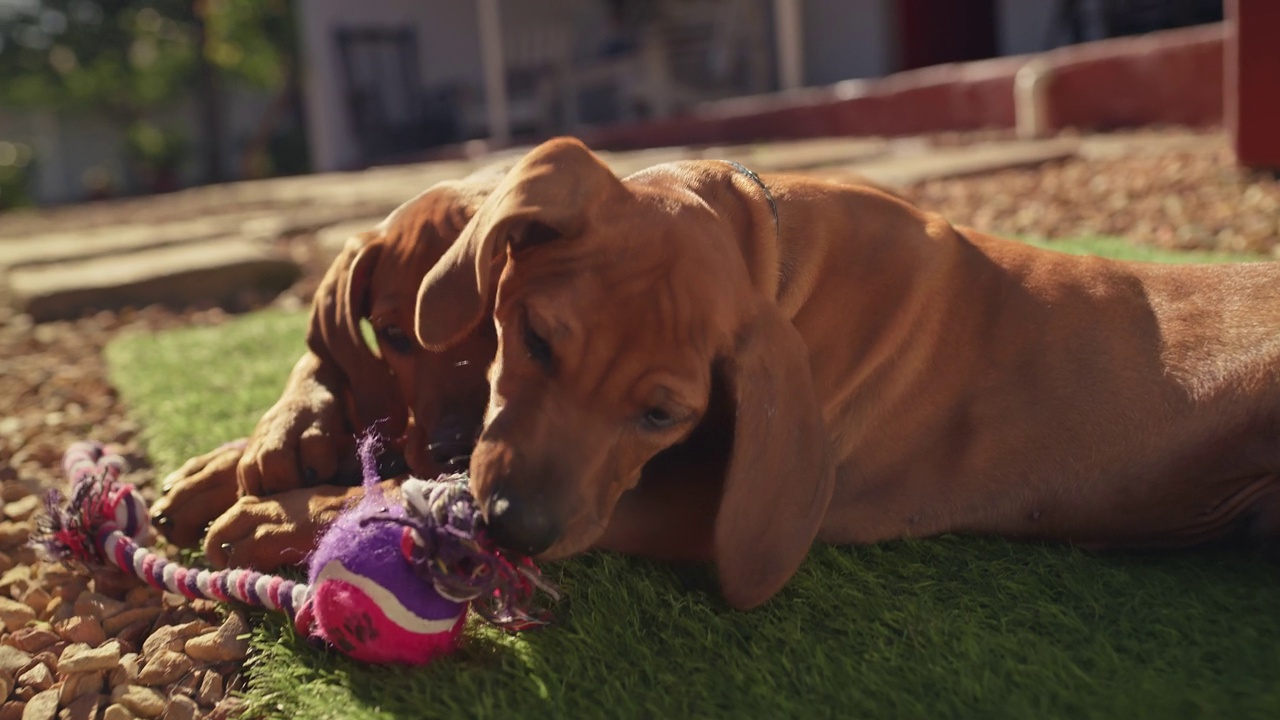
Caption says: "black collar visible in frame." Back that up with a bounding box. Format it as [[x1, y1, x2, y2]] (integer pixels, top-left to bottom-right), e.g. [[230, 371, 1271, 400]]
[[723, 160, 779, 238]]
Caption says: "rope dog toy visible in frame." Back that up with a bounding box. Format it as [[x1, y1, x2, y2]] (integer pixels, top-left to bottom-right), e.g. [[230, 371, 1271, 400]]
[[35, 437, 559, 665]]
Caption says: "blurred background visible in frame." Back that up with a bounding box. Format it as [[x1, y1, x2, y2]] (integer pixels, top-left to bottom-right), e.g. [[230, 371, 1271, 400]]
[[0, 0, 1232, 208]]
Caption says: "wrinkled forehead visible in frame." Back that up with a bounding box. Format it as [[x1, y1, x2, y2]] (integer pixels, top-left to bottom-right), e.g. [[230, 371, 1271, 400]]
[[498, 167, 739, 339]]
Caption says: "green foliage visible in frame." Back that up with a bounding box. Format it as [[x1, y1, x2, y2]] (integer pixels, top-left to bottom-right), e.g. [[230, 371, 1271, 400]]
[[105, 239, 1278, 720], [0, 0, 295, 116], [0, 140, 36, 210]]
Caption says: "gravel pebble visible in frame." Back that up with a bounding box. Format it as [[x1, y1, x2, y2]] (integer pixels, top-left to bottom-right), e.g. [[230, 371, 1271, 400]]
[[57, 671, 105, 706], [52, 618, 105, 648], [6, 629, 56, 655], [109, 655, 140, 690], [159, 695, 197, 720], [57, 642, 120, 674], [0, 670, 11, 702], [58, 692, 102, 720], [182, 615, 247, 664], [0, 648, 32, 675], [140, 623, 207, 659], [0, 568, 31, 596], [114, 621, 151, 657], [0, 702, 23, 720], [195, 671, 222, 708], [70, 595, 125, 624], [1, 498, 39, 523], [15, 663, 51, 692], [136, 652, 193, 688], [18, 689, 55, 720], [102, 704, 138, 720], [102, 608, 161, 637], [110, 686, 166, 719], [0, 524, 30, 550], [0, 600, 35, 634], [15, 593, 49, 621]]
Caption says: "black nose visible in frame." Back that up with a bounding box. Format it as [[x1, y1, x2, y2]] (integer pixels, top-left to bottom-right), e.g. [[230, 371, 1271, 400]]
[[483, 490, 559, 557]]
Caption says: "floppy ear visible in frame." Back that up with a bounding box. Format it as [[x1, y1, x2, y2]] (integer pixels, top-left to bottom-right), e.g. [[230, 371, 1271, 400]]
[[714, 304, 834, 610], [415, 137, 619, 351], [307, 234, 406, 436]]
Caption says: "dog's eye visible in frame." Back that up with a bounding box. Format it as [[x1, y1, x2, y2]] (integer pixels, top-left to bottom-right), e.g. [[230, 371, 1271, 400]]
[[523, 321, 553, 369], [378, 324, 414, 354], [641, 407, 677, 430]]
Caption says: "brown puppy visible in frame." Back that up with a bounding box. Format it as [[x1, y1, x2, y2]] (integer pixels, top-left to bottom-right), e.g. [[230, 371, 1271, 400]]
[[152, 163, 507, 569], [415, 137, 1280, 610]]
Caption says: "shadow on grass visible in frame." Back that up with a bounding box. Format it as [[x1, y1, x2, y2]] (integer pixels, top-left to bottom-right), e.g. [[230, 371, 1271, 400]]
[[242, 539, 1280, 720]]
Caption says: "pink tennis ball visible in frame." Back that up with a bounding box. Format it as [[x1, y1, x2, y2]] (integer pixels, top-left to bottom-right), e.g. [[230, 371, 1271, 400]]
[[296, 490, 468, 665]]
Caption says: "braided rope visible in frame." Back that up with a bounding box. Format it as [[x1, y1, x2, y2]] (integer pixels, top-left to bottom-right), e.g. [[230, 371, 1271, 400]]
[[39, 442, 310, 618], [36, 438, 559, 635]]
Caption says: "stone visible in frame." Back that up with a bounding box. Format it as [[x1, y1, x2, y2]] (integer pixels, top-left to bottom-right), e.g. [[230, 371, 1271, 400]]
[[109, 686, 165, 719], [58, 672, 105, 706], [204, 696, 244, 720], [122, 588, 154, 608], [26, 654, 55, 677], [0, 567, 31, 594], [7, 628, 56, 655], [102, 705, 136, 720], [1, 497, 38, 523], [10, 239, 302, 323], [0, 647, 32, 674], [0, 484, 29, 503], [168, 672, 198, 700], [140, 622, 206, 659], [110, 655, 140, 689], [195, 671, 222, 707], [53, 617, 105, 648], [57, 692, 101, 720], [114, 621, 151, 656], [18, 689, 55, 720], [0, 523, 30, 549], [158, 695, 196, 720], [183, 615, 247, 663], [102, 608, 161, 637], [15, 663, 51, 692], [0, 669, 11, 702], [46, 603, 73, 626], [57, 642, 120, 673], [0, 702, 19, 720], [16, 592, 50, 620], [0, 598, 36, 632], [88, 572, 135, 601], [135, 652, 192, 687], [71, 594, 125, 622]]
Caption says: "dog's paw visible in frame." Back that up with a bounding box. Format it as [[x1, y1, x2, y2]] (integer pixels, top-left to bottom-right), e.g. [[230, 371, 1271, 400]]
[[150, 441, 244, 548], [237, 390, 350, 497], [203, 484, 362, 571]]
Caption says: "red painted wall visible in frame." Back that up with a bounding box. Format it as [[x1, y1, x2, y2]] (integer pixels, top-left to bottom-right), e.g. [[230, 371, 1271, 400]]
[[571, 25, 1227, 153], [1226, 0, 1280, 170]]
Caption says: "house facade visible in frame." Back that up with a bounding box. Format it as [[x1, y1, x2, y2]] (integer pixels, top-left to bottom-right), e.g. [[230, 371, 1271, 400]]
[[297, 0, 1221, 173]]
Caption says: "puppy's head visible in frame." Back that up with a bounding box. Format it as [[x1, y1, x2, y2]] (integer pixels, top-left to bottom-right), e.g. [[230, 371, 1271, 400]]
[[309, 170, 503, 477], [415, 139, 833, 609]]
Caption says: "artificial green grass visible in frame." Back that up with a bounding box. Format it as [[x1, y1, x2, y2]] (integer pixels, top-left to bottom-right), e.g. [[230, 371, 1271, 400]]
[[105, 237, 1280, 720]]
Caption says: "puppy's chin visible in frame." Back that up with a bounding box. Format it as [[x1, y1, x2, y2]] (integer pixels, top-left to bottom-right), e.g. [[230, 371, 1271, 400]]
[[538, 516, 610, 561]]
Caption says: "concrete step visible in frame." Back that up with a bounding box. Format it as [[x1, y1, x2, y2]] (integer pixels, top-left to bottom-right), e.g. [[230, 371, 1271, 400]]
[[831, 137, 1080, 187], [0, 216, 273, 270], [5, 238, 301, 321]]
